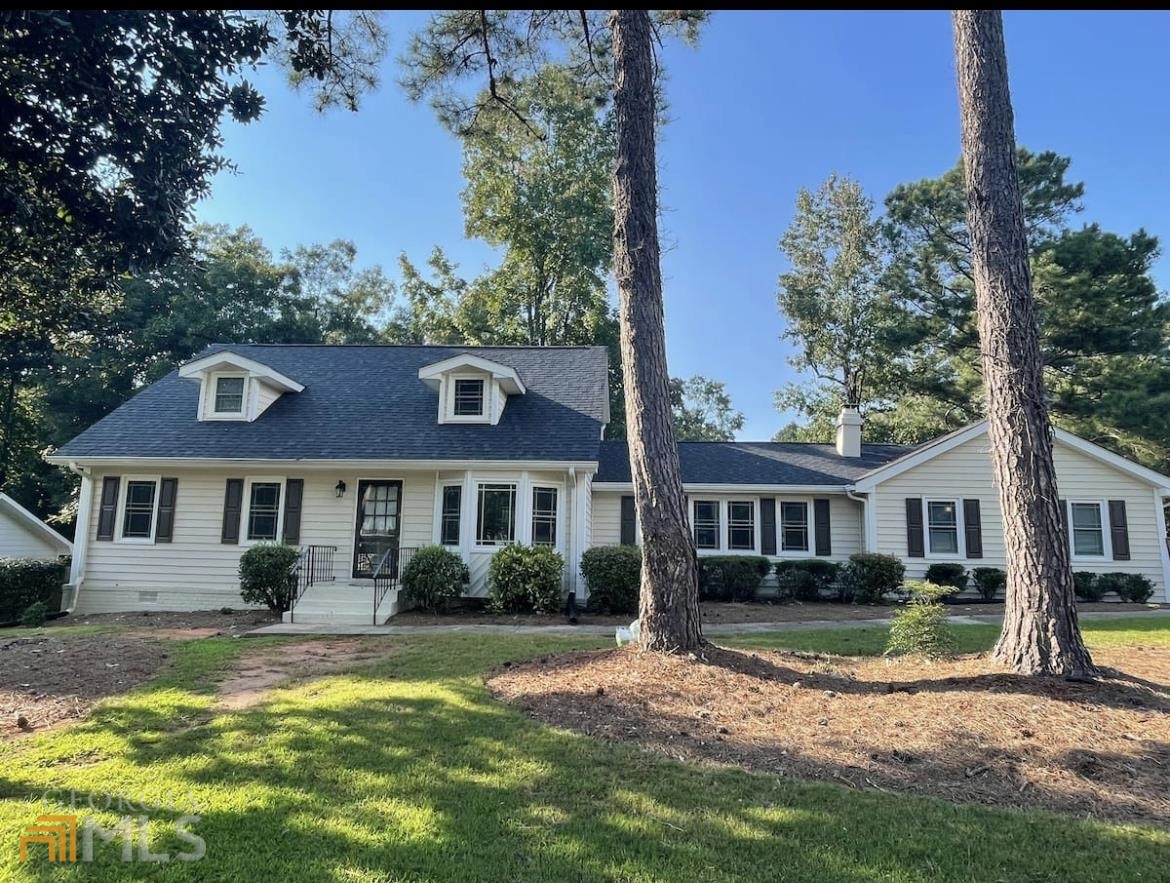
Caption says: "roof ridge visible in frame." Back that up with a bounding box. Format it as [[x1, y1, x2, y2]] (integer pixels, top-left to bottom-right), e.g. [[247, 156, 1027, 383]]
[[208, 342, 606, 351]]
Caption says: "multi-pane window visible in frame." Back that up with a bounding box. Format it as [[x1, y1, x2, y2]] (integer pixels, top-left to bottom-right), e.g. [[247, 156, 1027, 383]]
[[214, 376, 245, 413], [927, 500, 959, 554], [532, 487, 558, 546], [247, 482, 281, 541], [727, 501, 755, 550], [453, 379, 485, 416], [1070, 502, 1105, 556], [780, 501, 809, 552], [476, 483, 516, 545], [122, 480, 157, 539], [693, 500, 720, 549], [440, 485, 462, 546]]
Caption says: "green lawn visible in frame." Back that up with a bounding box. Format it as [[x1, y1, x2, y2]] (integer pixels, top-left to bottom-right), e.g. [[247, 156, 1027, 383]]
[[0, 620, 1167, 881]]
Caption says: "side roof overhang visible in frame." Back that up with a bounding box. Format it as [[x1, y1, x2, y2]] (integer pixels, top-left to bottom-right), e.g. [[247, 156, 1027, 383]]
[[178, 351, 305, 393], [849, 420, 1170, 495], [0, 492, 72, 554]]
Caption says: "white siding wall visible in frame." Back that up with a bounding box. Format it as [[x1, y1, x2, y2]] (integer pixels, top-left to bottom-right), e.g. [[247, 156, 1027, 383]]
[[873, 436, 1167, 599], [78, 468, 435, 614], [0, 517, 63, 559], [591, 489, 863, 562]]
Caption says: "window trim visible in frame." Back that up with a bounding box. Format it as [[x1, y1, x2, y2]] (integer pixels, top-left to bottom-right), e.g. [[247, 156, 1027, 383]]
[[445, 372, 491, 424], [779, 499, 811, 554], [1067, 499, 1111, 561], [439, 483, 463, 547], [530, 485, 560, 548], [475, 481, 519, 548], [213, 374, 247, 416], [726, 499, 756, 552], [242, 477, 285, 545], [201, 372, 251, 421], [692, 499, 722, 550], [924, 498, 964, 559], [114, 475, 161, 544]]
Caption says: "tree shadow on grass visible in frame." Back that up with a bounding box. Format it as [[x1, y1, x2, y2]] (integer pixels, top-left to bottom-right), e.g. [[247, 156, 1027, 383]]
[[4, 634, 1169, 882]]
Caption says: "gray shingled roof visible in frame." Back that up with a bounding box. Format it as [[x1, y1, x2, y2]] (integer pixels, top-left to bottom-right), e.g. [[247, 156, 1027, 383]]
[[57, 344, 610, 461], [596, 440, 915, 486]]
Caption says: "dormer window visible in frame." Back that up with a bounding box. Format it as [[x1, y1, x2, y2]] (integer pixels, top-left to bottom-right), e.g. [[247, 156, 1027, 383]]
[[453, 378, 485, 417], [214, 377, 246, 415]]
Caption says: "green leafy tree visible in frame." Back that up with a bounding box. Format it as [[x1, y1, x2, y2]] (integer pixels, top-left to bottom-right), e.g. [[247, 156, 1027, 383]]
[[671, 376, 744, 441], [776, 174, 900, 417]]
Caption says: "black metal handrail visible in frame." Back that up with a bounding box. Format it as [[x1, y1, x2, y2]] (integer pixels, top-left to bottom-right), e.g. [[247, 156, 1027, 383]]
[[372, 546, 416, 624], [288, 545, 338, 623]]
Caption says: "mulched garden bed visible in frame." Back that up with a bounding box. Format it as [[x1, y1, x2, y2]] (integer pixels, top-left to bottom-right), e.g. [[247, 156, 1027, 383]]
[[43, 608, 278, 634], [0, 634, 170, 739], [490, 643, 1170, 825]]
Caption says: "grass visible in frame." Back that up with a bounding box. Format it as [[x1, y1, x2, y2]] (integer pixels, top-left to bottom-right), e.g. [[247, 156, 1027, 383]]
[[0, 622, 1166, 880], [722, 616, 1170, 656]]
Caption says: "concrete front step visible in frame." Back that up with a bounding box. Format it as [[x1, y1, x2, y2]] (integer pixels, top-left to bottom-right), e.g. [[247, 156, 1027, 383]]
[[283, 584, 401, 625]]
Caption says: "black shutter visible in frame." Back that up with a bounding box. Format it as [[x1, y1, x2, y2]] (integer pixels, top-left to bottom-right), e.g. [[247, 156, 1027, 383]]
[[760, 498, 776, 556], [963, 498, 983, 559], [905, 498, 924, 558], [283, 479, 305, 545], [1058, 498, 1068, 550], [96, 476, 120, 541], [1108, 500, 1131, 561], [814, 498, 832, 556], [222, 479, 244, 544], [155, 478, 179, 543], [620, 495, 636, 545]]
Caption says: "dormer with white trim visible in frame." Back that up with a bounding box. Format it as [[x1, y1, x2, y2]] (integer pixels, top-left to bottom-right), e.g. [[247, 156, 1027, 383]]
[[178, 351, 305, 423], [418, 353, 526, 426]]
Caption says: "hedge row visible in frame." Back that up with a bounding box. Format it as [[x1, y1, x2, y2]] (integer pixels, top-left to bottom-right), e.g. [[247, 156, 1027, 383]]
[[0, 557, 69, 624]]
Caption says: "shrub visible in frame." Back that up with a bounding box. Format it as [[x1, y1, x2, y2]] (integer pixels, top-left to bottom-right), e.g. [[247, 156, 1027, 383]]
[[1099, 572, 1155, 603], [0, 558, 67, 624], [970, 567, 1007, 601], [839, 553, 904, 605], [21, 601, 49, 628], [239, 543, 299, 612], [925, 562, 968, 592], [488, 544, 565, 614], [697, 555, 771, 602], [885, 581, 957, 659], [581, 546, 641, 615], [775, 559, 840, 601], [401, 546, 465, 612], [1073, 571, 1105, 602]]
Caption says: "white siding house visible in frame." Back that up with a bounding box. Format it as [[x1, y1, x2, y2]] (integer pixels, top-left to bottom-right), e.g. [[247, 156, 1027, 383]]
[[0, 493, 72, 560]]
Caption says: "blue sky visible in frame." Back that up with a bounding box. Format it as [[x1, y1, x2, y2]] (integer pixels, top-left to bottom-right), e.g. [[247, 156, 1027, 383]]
[[197, 10, 1170, 440]]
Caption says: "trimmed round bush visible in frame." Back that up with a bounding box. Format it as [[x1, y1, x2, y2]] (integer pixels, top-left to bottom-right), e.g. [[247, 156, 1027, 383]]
[[925, 562, 968, 592], [1073, 571, 1106, 602], [401, 546, 465, 612], [239, 543, 299, 612], [839, 553, 905, 605], [775, 559, 840, 601], [1100, 572, 1155, 603], [581, 545, 641, 615], [488, 544, 565, 614], [0, 557, 67, 624], [697, 555, 771, 602], [970, 566, 1006, 601], [21, 600, 49, 628]]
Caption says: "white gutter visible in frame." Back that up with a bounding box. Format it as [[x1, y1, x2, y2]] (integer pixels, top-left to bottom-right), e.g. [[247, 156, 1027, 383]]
[[45, 455, 600, 471], [845, 487, 873, 553], [63, 462, 92, 614]]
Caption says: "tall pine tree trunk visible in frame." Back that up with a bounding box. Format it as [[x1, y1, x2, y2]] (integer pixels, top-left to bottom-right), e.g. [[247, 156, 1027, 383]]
[[952, 10, 1094, 678], [610, 9, 702, 652]]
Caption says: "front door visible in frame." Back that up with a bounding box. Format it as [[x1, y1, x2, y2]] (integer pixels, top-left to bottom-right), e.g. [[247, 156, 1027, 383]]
[[352, 480, 402, 578]]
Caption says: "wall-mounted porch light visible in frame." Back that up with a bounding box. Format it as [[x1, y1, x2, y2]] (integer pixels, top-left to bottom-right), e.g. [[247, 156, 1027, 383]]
[[335, 480, 347, 498]]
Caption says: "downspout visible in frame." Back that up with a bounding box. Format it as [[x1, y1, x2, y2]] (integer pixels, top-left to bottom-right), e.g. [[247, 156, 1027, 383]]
[[845, 487, 869, 553], [64, 462, 92, 613]]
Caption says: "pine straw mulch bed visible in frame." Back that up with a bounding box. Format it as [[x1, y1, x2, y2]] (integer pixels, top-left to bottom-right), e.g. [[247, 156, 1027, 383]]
[[489, 644, 1170, 826], [0, 634, 170, 739]]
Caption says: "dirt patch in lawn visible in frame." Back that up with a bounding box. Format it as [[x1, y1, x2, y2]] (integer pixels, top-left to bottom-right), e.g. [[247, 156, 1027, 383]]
[[0, 634, 169, 739], [45, 608, 278, 636], [490, 645, 1170, 825], [216, 638, 385, 710]]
